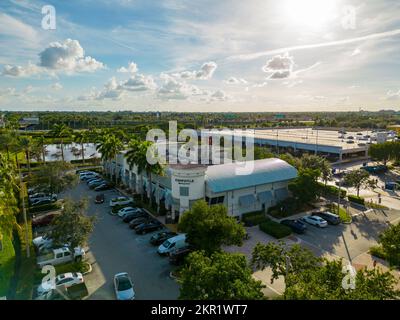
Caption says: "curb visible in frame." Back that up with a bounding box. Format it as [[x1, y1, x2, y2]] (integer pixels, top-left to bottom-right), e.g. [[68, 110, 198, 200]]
[[82, 262, 93, 275]]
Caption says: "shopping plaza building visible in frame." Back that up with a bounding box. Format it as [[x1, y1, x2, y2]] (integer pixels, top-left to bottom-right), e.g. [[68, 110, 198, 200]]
[[104, 152, 298, 222]]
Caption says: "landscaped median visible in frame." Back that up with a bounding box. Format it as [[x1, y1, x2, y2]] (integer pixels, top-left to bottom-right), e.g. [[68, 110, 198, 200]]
[[326, 203, 352, 224]]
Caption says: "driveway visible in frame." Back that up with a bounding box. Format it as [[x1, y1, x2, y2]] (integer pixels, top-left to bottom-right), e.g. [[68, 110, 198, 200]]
[[60, 181, 179, 300]]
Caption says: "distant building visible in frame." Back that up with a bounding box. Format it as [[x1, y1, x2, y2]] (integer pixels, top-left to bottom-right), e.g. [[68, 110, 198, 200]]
[[19, 116, 40, 130]]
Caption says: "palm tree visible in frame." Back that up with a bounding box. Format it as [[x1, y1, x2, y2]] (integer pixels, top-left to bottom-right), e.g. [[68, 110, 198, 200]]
[[18, 136, 33, 173], [0, 131, 17, 160], [49, 124, 71, 162], [125, 140, 163, 207], [73, 131, 88, 164], [35, 135, 47, 165], [96, 134, 124, 184]]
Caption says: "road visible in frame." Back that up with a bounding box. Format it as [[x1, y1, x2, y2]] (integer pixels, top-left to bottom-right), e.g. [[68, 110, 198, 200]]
[[60, 181, 180, 300]]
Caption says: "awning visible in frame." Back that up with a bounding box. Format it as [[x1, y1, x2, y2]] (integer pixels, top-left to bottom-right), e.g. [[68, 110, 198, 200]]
[[275, 188, 289, 201], [239, 194, 256, 207], [258, 191, 273, 204]]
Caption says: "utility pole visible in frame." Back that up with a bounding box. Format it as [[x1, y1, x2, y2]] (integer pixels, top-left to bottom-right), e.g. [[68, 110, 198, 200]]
[[18, 166, 30, 258]]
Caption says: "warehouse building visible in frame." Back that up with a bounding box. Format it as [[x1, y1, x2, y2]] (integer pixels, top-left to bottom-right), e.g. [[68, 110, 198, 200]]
[[105, 154, 298, 223]]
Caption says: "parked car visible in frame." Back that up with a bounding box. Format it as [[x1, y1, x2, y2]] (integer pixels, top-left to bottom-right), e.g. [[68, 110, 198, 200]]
[[33, 234, 52, 248], [30, 197, 55, 206], [87, 178, 103, 186], [122, 210, 146, 223], [114, 272, 135, 300], [109, 196, 134, 207], [94, 183, 112, 191], [89, 180, 107, 189], [150, 231, 177, 246], [79, 172, 98, 181], [36, 246, 85, 268], [117, 207, 141, 218], [301, 215, 328, 228], [312, 211, 341, 225], [32, 213, 59, 228], [129, 216, 151, 229], [95, 194, 105, 204], [36, 282, 88, 300], [29, 193, 57, 202], [37, 272, 84, 296], [134, 220, 163, 234], [169, 246, 193, 265], [158, 234, 187, 255], [280, 219, 307, 234]]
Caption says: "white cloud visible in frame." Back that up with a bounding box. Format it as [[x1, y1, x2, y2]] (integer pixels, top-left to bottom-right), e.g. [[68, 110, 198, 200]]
[[2, 62, 40, 77], [262, 53, 294, 80], [39, 39, 104, 73], [117, 62, 138, 74], [210, 90, 229, 101], [2, 39, 105, 77], [224, 77, 247, 84], [157, 73, 208, 100], [52, 82, 63, 90], [386, 90, 400, 100], [174, 61, 218, 80], [351, 48, 361, 56], [120, 74, 157, 92]]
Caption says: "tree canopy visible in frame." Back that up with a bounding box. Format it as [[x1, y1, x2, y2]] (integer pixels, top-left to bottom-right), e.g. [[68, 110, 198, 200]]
[[178, 200, 246, 254], [179, 250, 265, 300]]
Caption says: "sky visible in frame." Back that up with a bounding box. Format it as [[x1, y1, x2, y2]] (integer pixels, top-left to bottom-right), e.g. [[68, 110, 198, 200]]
[[0, 0, 400, 112]]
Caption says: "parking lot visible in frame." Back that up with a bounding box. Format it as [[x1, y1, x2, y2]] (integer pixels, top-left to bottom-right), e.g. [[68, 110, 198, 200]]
[[295, 209, 400, 262], [59, 180, 180, 300]]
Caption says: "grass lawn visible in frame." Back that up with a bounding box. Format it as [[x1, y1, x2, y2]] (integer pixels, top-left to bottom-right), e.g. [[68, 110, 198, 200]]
[[0, 234, 16, 297], [327, 204, 352, 223]]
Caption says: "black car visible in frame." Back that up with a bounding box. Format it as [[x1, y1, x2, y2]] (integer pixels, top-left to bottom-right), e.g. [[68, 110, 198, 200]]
[[135, 220, 163, 234], [123, 210, 147, 223], [95, 194, 105, 204], [312, 211, 341, 225], [129, 216, 151, 229], [280, 219, 307, 234], [169, 246, 192, 265], [150, 231, 177, 246], [94, 183, 112, 191]]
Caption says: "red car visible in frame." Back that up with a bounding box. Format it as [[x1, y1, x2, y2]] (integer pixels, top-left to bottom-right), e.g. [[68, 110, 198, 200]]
[[32, 213, 58, 228]]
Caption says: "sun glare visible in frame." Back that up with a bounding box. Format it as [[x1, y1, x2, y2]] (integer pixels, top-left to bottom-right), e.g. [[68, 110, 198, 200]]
[[283, 0, 339, 29]]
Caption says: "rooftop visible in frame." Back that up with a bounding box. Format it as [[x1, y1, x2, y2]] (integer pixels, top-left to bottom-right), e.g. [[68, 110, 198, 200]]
[[205, 158, 298, 193]]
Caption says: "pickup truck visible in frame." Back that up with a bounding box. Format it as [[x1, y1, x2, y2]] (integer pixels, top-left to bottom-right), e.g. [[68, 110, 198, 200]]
[[36, 247, 85, 268]]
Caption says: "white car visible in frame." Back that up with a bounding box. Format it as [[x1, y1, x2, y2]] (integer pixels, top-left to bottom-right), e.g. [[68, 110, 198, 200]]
[[114, 272, 135, 300], [109, 196, 134, 208], [33, 235, 52, 248], [301, 215, 328, 228], [117, 207, 140, 218], [37, 272, 84, 296]]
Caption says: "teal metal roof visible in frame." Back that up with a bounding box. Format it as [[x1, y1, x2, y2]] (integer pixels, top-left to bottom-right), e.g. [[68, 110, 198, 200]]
[[206, 158, 297, 193]]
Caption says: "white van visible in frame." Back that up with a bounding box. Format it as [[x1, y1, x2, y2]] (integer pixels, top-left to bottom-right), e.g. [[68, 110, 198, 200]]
[[157, 234, 187, 255]]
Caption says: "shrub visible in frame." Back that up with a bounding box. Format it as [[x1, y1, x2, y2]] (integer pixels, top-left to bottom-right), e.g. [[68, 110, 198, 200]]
[[242, 211, 267, 226], [318, 183, 347, 198], [348, 195, 365, 205], [369, 246, 386, 260], [259, 219, 292, 239]]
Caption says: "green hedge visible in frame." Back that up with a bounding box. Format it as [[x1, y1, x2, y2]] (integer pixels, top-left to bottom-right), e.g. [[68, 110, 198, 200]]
[[369, 246, 386, 260], [259, 219, 292, 239], [242, 211, 268, 226], [0, 234, 16, 297], [28, 202, 61, 214], [348, 195, 365, 205], [318, 183, 347, 198]]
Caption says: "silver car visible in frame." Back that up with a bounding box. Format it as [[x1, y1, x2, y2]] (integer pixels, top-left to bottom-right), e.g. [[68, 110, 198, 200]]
[[114, 272, 135, 300]]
